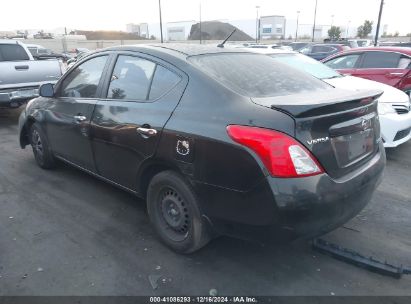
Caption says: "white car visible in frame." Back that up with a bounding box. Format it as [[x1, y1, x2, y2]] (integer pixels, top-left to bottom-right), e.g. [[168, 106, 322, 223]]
[[246, 48, 411, 148]]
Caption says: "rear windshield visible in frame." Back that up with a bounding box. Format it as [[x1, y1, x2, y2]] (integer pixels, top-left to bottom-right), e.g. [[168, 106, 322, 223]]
[[189, 53, 329, 98], [270, 53, 341, 80], [0, 44, 30, 61]]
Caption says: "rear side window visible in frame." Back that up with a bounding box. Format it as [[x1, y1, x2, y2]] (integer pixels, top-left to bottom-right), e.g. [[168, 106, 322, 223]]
[[325, 54, 361, 69], [60, 55, 108, 98], [360, 51, 401, 68], [149, 65, 181, 100], [189, 54, 329, 98], [0, 44, 30, 61], [107, 55, 156, 100], [398, 56, 411, 69]]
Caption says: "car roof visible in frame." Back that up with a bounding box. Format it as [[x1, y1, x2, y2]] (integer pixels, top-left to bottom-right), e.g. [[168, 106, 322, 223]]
[[104, 43, 252, 57], [337, 46, 411, 55], [240, 47, 296, 55]]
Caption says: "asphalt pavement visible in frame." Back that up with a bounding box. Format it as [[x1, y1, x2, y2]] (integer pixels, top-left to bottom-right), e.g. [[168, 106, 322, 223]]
[[0, 108, 410, 296]]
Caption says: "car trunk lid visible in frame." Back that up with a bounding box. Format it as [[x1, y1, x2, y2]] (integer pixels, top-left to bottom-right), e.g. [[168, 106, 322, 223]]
[[252, 88, 383, 178]]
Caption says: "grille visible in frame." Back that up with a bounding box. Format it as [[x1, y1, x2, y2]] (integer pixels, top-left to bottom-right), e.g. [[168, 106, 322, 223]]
[[392, 104, 410, 115], [394, 127, 411, 141]]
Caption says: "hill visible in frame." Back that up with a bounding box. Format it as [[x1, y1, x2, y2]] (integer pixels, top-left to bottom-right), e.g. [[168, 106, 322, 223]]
[[188, 21, 252, 41], [73, 30, 149, 40]]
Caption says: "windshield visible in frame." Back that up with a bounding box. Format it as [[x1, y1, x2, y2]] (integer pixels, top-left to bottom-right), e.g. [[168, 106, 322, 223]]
[[189, 53, 329, 98], [270, 53, 342, 79]]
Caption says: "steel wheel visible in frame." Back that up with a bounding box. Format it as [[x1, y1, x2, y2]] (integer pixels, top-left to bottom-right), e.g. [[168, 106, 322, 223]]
[[158, 187, 191, 242], [147, 170, 212, 253]]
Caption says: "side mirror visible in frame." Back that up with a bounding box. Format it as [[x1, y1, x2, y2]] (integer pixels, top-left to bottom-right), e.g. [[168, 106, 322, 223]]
[[39, 83, 54, 97]]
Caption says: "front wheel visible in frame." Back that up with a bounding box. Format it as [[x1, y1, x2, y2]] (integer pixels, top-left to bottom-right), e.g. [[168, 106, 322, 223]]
[[147, 171, 211, 253], [29, 123, 55, 169]]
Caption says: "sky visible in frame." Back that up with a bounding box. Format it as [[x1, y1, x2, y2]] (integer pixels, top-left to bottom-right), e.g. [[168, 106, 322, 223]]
[[0, 0, 409, 35]]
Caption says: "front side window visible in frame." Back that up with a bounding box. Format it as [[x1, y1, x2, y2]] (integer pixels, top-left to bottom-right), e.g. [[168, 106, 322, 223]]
[[0, 44, 30, 61], [325, 54, 361, 69], [107, 55, 156, 100], [361, 51, 401, 68], [60, 55, 108, 98]]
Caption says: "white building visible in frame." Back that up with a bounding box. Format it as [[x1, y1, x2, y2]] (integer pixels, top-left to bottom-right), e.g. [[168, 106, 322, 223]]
[[126, 23, 140, 35], [260, 16, 286, 39], [166, 21, 196, 41], [140, 23, 149, 38]]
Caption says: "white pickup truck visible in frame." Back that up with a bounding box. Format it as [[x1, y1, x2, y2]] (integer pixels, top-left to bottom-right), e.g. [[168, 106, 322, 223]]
[[0, 40, 63, 108]]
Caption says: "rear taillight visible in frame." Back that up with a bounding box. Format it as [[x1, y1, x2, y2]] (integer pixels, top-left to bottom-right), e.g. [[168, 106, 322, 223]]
[[226, 125, 324, 178]]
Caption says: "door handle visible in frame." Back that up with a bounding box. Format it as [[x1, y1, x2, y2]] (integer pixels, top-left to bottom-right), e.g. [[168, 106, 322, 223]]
[[136, 127, 157, 138], [74, 115, 87, 122], [15, 65, 29, 70], [388, 72, 404, 76]]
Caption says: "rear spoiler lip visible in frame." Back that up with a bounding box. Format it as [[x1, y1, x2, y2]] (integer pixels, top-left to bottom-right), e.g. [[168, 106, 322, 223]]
[[252, 88, 383, 118]]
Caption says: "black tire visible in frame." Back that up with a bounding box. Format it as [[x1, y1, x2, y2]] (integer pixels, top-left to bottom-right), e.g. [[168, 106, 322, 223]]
[[147, 170, 211, 253], [29, 123, 56, 169]]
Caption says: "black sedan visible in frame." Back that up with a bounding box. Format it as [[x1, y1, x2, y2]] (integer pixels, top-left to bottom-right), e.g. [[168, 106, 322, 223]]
[[18, 44, 385, 253]]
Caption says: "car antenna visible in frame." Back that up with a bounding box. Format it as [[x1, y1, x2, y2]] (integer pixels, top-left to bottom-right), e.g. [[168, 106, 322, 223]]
[[217, 29, 236, 48]]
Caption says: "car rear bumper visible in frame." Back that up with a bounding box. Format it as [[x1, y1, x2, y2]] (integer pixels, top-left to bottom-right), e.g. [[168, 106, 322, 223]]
[[380, 112, 411, 148], [199, 143, 386, 242]]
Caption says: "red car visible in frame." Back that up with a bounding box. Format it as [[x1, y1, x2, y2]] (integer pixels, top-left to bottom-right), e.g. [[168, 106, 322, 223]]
[[323, 47, 411, 96]]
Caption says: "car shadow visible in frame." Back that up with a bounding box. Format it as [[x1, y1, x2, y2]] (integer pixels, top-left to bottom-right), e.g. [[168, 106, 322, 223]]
[[0, 107, 23, 127]]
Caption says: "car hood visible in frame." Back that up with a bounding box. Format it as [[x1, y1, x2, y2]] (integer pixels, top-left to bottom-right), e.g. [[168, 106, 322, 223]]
[[324, 75, 410, 104]]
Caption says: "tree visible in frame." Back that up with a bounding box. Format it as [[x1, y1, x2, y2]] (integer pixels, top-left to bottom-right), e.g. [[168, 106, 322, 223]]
[[357, 20, 373, 38], [328, 26, 342, 40]]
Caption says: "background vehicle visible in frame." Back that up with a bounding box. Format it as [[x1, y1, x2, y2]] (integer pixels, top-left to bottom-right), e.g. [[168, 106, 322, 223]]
[[25, 44, 70, 62], [0, 40, 63, 108], [392, 42, 411, 47], [246, 48, 411, 148], [323, 39, 359, 48], [289, 42, 313, 51], [357, 39, 373, 47], [323, 47, 411, 96], [19, 44, 385, 253], [247, 44, 293, 51], [300, 43, 350, 61], [65, 48, 93, 70]]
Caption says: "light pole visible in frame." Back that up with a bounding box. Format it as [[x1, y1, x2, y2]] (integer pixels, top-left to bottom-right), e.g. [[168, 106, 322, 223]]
[[295, 11, 300, 42], [374, 0, 384, 46], [345, 20, 351, 38], [158, 0, 164, 43], [331, 14, 334, 27], [312, 0, 318, 42], [255, 6, 260, 43], [199, 1, 202, 44]]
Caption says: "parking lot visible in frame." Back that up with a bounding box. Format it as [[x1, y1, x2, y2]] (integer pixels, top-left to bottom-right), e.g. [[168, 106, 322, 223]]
[[0, 107, 410, 296]]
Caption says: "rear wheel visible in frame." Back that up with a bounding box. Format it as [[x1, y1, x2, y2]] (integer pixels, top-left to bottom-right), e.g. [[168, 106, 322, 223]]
[[29, 123, 55, 169], [147, 170, 211, 253]]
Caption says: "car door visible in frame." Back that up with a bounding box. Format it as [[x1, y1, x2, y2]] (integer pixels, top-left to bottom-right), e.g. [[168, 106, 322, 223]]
[[354, 51, 404, 87], [323, 53, 362, 76], [397, 56, 411, 95], [46, 54, 110, 171], [91, 52, 187, 191]]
